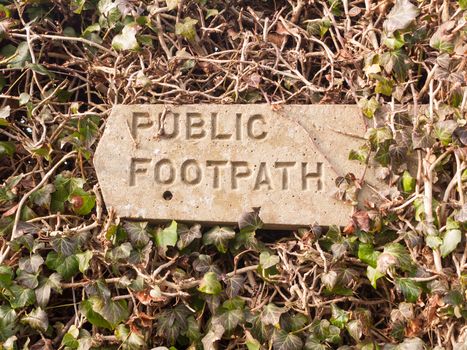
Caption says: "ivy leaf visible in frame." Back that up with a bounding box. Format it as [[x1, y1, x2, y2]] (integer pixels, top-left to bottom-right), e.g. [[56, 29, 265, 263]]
[[0, 265, 14, 288], [100, 299, 130, 329], [396, 278, 422, 303], [156, 220, 178, 250], [259, 251, 280, 270], [35, 273, 62, 307], [0, 105, 10, 126], [0, 142, 15, 157], [383, 0, 419, 33], [203, 226, 235, 253], [238, 207, 263, 233], [198, 272, 222, 295], [108, 242, 132, 261], [225, 274, 245, 298], [272, 330, 303, 350], [75, 250, 93, 273], [378, 243, 412, 272], [115, 324, 146, 349], [69, 187, 95, 215], [81, 297, 112, 330], [401, 170, 415, 193], [46, 252, 79, 280], [202, 324, 225, 350], [346, 319, 363, 341], [367, 266, 384, 288], [112, 23, 139, 51], [358, 97, 379, 119], [261, 303, 286, 326], [6, 284, 35, 308], [330, 304, 349, 329], [7, 42, 32, 68], [245, 330, 261, 350], [381, 49, 408, 81], [18, 254, 44, 274], [27, 63, 54, 79], [358, 243, 380, 268], [50, 174, 85, 213], [440, 228, 461, 257], [434, 120, 458, 146], [30, 184, 55, 208], [175, 17, 198, 41], [124, 221, 150, 248], [52, 235, 79, 256], [216, 299, 245, 332], [304, 336, 327, 350], [177, 223, 201, 250], [21, 307, 48, 332], [0, 305, 17, 341], [15, 270, 38, 289]]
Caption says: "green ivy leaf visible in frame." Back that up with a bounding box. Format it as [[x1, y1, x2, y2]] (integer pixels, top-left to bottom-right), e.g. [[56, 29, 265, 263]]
[[215, 298, 245, 332], [27, 63, 54, 79], [198, 272, 222, 295], [81, 297, 112, 329], [238, 207, 263, 233], [35, 273, 62, 307], [75, 250, 93, 273], [112, 23, 140, 51], [156, 220, 178, 250], [261, 303, 286, 326], [259, 251, 280, 270], [175, 17, 198, 41], [358, 243, 380, 268], [401, 170, 415, 193], [124, 222, 150, 248], [367, 266, 384, 288], [0, 265, 14, 288], [330, 304, 349, 329], [69, 187, 95, 215], [5, 284, 36, 308], [396, 278, 422, 303], [203, 226, 235, 253], [0, 141, 15, 157], [0, 305, 17, 341], [440, 228, 461, 257], [177, 223, 202, 250], [21, 307, 48, 332], [346, 319, 363, 341], [273, 330, 303, 350], [434, 120, 458, 146], [358, 97, 379, 119], [115, 324, 146, 349]]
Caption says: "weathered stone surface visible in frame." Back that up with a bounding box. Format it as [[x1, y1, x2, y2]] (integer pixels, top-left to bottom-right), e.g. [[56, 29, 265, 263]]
[[94, 104, 382, 227]]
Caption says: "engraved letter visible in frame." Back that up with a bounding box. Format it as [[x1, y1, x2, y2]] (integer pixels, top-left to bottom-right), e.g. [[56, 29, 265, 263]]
[[275, 162, 296, 190], [181, 159, 202, 185], [159, 112, 179, 139], [247, 114, 267, 140], [236, 113, 242, 140], [254, 162, 273, 190], [231, 161, 252, 190], [301, 162, 323, 191], [155, 159, 175, 185], [186, 113, 206, 139], [211, 113, 232, 140], [129, 158, 151, 186], [207, 160, 228, 189], [131, 112, 153, 139]]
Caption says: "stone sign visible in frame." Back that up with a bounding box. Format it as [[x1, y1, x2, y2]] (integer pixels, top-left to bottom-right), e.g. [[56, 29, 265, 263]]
[[94, 105, 382, 227]]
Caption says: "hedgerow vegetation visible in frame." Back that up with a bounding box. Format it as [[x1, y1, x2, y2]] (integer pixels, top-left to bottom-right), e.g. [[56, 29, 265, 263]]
[[0, 0, 466, 349]]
